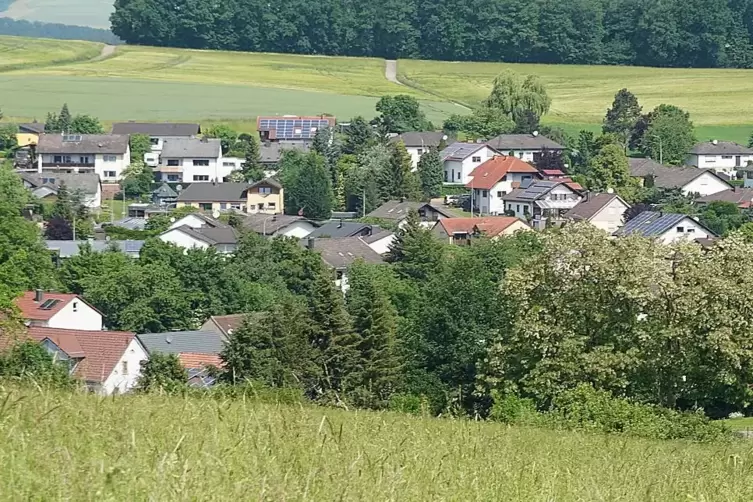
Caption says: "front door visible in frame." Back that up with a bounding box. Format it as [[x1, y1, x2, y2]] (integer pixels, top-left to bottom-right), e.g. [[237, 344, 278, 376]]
[[736, 156, 742, 167]]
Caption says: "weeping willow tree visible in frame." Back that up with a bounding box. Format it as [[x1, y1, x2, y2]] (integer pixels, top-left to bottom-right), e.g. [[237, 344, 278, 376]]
[[484, 71, 552, 119]]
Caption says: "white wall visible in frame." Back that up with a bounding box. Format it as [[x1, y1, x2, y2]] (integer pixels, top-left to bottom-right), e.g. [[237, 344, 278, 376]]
[[686, 153, 753, 175], [100, 338, 148, 395], [471, 173, 537, 215], [405, 146, 424, 170], [682, 172, 731, 196], [169, 214, 209, 230], [504, 200, 534, 219], [658, 217, 712, 244], [159, 228, 210, 250], [443, 146, 497, 185], [179, 155, 225, 183], [38, 150, 130, 182], [500, 149, 540, 163], [48, 299, 102, 331], [588, 198, 629, 233], [366, 233, 396, 255]]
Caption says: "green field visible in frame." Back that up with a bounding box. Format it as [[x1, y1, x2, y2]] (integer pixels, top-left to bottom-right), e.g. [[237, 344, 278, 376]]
[[0, 35, 752, 142], [0, 0, 114, 29], [1, 386, 753, 500]]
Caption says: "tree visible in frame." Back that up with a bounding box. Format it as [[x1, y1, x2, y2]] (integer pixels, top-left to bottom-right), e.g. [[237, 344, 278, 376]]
[[205, 124, 238, 154], [572, 130, 598, 173], [699, 201, 747, 236], [45, 216, 73, 240], [484, 71, 551, 118], [377, 141, 422, 202], [70, 114, 104, 134], [120, 160, 154, 198], [386, 209, 445, 281], [443, 107, 513, 141], [344, 145, 383, 215], [137, 353, 186, 393], [129, 133, 152, 163], [58, 103, 72, 133], [417, 146, 443, 199], [512, 108, 541, 134], [343, 116, 374, 155], [603, 88, 642, 151], [639, 104, 696, 165], [281, 151, 333, 220], [586, 144, 641, 201], [241, 135, 264, 182], [0, 341, 74, 388], [373, 95, 431, 134], [0, 124, 18, 150]]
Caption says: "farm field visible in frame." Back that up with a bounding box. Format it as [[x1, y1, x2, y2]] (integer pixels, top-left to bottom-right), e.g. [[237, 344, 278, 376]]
[[2, 386, 753, 501], [0, 0, 114, 29]]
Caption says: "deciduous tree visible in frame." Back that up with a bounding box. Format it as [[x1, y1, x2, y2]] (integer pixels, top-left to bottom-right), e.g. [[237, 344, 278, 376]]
[[603, 88, 642, 151]]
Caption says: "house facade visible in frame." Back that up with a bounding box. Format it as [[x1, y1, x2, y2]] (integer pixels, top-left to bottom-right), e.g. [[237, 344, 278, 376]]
[[628, 158, 731, 197], [502, 181, 582, 224], [391, 132, 449, 169], [441, 143, 499, 185], [14, 291, 103, 331], [156, 138, 225, 183], [485, 133, 565, 164], [15, 122, 45, 147], [564, 193, 630, 233], [20, 172, 102, 209], [111, 122, 201, 153], [36, 134, 130, 182], [686, 141, 753, 175], [465, 155, 542, 215], [247, 179, 284, 214]]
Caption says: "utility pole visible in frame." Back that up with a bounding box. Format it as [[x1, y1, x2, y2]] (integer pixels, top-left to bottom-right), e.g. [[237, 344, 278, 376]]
[[362, 186, 366, 218]]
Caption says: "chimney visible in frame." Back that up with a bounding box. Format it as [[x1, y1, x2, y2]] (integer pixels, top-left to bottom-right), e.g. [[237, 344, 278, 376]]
[[338, 218, 343, 229], [307, 237, 316, 250], [34, 289, 43, 302]]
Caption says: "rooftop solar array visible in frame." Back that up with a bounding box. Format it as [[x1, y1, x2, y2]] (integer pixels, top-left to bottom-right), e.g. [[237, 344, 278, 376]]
[[615, 211, 687, 237], [257, 118, 331, 140], [440, 142, 483, 161]]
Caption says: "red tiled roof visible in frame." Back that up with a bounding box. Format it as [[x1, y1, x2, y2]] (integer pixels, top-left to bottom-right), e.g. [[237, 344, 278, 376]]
[[179, 353, 224, 369], [466, 155, 540, 190], [14, 292, 79, 321], [437, 217, 526, 237], [27, 327, 136, 384], [566, 182, 584, 192], [542, 169, 565, 176]]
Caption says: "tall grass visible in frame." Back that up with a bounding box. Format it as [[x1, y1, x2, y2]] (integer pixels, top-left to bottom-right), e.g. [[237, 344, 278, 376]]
[[2, 385, 753, 500]]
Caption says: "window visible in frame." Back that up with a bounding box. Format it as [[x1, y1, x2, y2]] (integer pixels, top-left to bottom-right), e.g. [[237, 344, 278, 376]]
[[497, 191, 505, 197], [336, 270, 344, 280], [220, 203, 227, 209], [722, 155, 733, 160], [444, 171, 449, 182], [167, 174, 181, 182], [472, 156, 481, 163], [72, 301, 78, 312], [103, 171, 116, 178], [122, 360, 128, 374], [417, 148, 423, 155], [193, 159, 210, 166], [516, 205, 520, 212], [193, 175, 209, 181], [676, 226, 684, 233], [705, 157, 716, 163], [247, 204, 256, 211], [482, 190, 488, 197], [200, 203, 213, 211], [79, 156, 90, 164], [687, 228, 695, 233], [103, 155, 117, 162], [456, 171, 461, 181], [149, 137, 159, 145], [42, 177, 56, 184], [268, 202, 276, 209], [167, 159, 180, 166], [53, 155, 71, 163], [259, 186, 272, 194], [523, 205, 530, 214], [223, 162, 235, 167]]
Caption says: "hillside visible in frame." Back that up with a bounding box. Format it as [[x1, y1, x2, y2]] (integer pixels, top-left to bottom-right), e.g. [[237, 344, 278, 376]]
[[0, 0, 114, 29], [0, 35, 752, 142], [1, 386, 752, 500]]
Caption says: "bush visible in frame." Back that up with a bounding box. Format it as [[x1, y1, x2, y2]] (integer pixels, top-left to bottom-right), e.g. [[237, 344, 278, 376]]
[[488, 391, 538, 424], [388, 393, 429, 416], [0, 341, 76, 389]]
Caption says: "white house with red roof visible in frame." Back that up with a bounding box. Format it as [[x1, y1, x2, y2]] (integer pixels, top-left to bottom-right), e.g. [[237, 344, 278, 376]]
[[15, 291, 103, 331], [26, 327, 147, 395], [441, 142, 500, 185], [465, 155, 542, 215]]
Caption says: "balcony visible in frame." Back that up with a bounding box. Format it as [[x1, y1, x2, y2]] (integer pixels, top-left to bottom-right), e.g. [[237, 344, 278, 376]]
[[156, 165, 183, 173], [42, 162, 95, 168]]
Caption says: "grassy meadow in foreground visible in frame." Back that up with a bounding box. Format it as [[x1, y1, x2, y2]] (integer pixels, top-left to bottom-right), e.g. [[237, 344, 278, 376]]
[[2, 387, 753, 501]]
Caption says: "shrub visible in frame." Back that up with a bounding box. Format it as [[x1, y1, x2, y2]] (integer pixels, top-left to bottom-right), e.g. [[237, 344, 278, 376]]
[[488, 391, 539, 425], [201, 381, 305, 405], [0, 341, 75, 389], [388, 393, 429, 416]]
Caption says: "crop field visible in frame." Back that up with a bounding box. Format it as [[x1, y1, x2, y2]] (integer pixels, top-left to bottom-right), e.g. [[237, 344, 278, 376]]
[[1, 386, 753, 501], [0, 0, 114, 29]]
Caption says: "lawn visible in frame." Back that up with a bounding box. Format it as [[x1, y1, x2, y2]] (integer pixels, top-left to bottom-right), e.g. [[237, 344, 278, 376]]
[[1, 386, 753, 500], [0, 0, 114, 29], [0, 35, 100, 71]]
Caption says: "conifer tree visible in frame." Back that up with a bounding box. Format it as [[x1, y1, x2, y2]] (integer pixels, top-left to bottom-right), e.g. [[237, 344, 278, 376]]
[[417, 146, 443, 199], [58, 103, 72, 133], [386, 209, 445, 281], [242, 136, 265, 182], [378, 140, 422, 202]]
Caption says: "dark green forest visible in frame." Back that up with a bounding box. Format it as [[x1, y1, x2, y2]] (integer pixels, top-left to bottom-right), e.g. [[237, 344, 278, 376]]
[[0, 18, 121, 44], [110, 0, 753, 68]]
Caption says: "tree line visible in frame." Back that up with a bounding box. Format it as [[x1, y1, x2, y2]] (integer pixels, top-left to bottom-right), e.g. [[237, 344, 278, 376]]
[[0, 17, 121, 45], [111, 0, 753, 68]]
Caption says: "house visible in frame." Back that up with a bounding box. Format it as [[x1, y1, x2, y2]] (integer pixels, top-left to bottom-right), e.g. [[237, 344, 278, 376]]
[[247, 178, 284, 214], [14, 290, 103, 331], [303, 236, 385, 293], [628, 158, 731, 197], [362, 229, 396, 255], [46, 240, 144, 260], [441, 142, 499, 184], [486, 133, 565, 164], [260, 142, 311, 167], [502, 180, 583, 226], [152, 183, 178, 206], [614, 211, 717, 244], [110, 122, 201, 152], [159, 225, 239, 254], [686, 140, 753, 175], [239, 213, 318, 238], [26, 326, 147, 395], [256, 116, 336, 143], [465, 155, 542, 215], [564, 193, 630, 233], [127, 203, 169, 219], [157, 138, 225, 183], [136, 330, 225, 372], [15, 122, 45, 147], [390, 132, 449, 168], [695, 187, 753, 208], [432, 216, 530, 245], [175, 182, 249, 212], [308, 221, 380, 238], [19, 172, 102, 209], [366, 200, 454, 228], [168, 212, 228, 231], [36, 134, 130, 182], [200, 314, 248, 340]]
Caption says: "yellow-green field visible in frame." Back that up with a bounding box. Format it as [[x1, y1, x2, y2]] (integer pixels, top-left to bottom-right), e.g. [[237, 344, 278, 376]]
[[0, 35, 752, 141], [2, 386, 753, 500]]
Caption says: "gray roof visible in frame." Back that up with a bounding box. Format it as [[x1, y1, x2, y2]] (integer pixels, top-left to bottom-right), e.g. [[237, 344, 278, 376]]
[[107, 217, 147, 231], [392, 132, 448, 148], [260, 142, 310, 164], [153, 183, 178, 198], [486, 134, 565, 151], [161, 138, 221, 158], [249, 178, 282, 190], [136, 331, 225, 355], [565, 193, 628, 221], [176, 182, 249, 202], [689, 141, 753, 155], [171, 225, 238, 245], [614, 211, 716, 238], [440, 142, 488, 161], [239, 214, 315, 234], [37, 134, 129, 154], [303, 237, 386, 269], [17, 122, 45, 134], [45, 240, 144, 258], [111, 122, 200, 137], [627, 158, 731, 190], [366, 200, 454, 221], [362, 229, 395, 244], [502, 180, 565, 201], [308, 221, 377, 238], [695, 188, 753, 205], [21, 172, 101, 195]]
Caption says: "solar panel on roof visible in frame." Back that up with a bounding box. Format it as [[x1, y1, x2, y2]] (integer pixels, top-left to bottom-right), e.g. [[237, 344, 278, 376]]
[[38, 299, 61, 310], [259, 118, 330, 140]]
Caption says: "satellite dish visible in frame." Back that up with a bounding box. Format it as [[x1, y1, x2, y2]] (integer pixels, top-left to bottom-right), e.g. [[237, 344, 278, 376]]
[[607, 187, 614, 194], [165, 335, 173, 344], [442, 135, 448, 141], [169, 217, 176, 223], [212, 210, 221, 219]]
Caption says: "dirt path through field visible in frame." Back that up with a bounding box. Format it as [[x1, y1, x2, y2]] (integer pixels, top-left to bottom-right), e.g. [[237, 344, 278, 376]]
[[90, 44, 116, 62], [385, 60, 403, 85]]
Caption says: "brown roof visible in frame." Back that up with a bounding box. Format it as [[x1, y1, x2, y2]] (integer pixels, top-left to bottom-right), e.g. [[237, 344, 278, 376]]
[[366, 200, 454, 221], [27, 327, 136, 384], [303, 237, 385, 269], [695, 188, 753, 206], [465, 155, 540, 190], [628, 158, 732, 190], [37, 134, 129, 154], [206, 314, 246, 337], [436, 217, 526, 237], [564, 193, 629, 221], [178, 353, 224, 369], [14, 292, 79, 321]]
